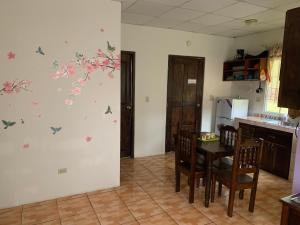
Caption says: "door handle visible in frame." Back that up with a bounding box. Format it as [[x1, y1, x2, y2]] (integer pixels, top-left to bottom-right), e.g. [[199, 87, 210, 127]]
[[196, 103, 201, 107], [126, 105, 132, 110]]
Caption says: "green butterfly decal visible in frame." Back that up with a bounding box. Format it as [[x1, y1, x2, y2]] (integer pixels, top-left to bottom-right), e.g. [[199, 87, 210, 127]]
[[2, 120, 16, 129], [107, 41, 115, 52], [51, 127, 62, 135], [36, 46, 45, 55], [105, 105, 112, 114]]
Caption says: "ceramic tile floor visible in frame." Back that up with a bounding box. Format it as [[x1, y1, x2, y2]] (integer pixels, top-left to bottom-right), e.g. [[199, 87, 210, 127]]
[[0, 152, 292, 225]]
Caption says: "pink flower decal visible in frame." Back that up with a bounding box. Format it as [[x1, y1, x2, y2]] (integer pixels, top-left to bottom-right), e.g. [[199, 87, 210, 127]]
[[7, 51, 16, 60], [64, 99, 73, 106], [66, 64, 76, 76], [2, 81, 14, 94], [108, 72, 114, 79], [32, 101, 39, 106], [77, 78, 86, 86], [22, 144, 30, 149], [71, 87, 81, 96], [100, 28, 104, 32], [1, 80, 31, 95], [113, 119, 117, 123], [51, 41, 120, 104], [85, 136, 92, 142]]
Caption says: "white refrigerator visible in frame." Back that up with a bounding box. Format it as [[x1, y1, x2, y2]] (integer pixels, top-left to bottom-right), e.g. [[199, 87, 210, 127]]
[[215, 98, 249, 135]]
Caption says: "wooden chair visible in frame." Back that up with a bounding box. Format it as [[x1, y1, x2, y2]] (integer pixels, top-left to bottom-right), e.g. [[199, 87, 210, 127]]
[[175, 130, 206, 203], [219, 125, 238, 148], [211, 130, 264, 217], [213, 125, 237, 196]]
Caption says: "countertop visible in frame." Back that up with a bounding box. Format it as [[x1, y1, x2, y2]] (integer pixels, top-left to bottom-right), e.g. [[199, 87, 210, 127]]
[[235, 116, 296, 134]]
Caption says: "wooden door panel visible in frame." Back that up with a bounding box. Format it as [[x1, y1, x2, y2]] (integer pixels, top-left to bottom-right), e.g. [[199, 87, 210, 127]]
[[182, 106, 196, 125], [170, 63, 184, 104], [166, 55, 205, 152], [121, 51, 135, 158], [183, 61, 198, 104]]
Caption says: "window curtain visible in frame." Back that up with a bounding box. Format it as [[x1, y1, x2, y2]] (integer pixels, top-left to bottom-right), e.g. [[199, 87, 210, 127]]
[[267, 43, 282, 83]]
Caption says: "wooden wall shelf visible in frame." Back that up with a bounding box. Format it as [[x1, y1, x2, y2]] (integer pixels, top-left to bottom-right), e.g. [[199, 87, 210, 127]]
[[223, 58, 267, 81]]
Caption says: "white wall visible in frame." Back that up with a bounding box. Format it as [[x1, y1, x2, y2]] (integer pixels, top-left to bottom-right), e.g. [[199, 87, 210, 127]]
[[231, 28, 284, 115], [121, 24, 234, 157], [0, 0, 121, 208]]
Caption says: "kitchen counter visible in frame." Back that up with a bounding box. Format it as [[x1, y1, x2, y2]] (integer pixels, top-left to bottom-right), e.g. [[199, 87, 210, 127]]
[[235, 116, 297, 181], [234, 116, 296, 134]]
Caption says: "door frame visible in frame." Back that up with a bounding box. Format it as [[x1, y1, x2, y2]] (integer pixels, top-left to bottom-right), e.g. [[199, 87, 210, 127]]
[[121, 51, 135, 158], [165, 55, 205, 152]]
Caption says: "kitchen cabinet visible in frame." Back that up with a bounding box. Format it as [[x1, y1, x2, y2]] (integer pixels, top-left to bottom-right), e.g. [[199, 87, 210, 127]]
[[281, 194, 300, 225], [239, 123, 293, 179], [279, 7, 300, 109]]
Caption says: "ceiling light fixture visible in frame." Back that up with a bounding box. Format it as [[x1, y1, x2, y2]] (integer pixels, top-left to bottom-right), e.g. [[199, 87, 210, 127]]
[[244, 19, 258, 25]]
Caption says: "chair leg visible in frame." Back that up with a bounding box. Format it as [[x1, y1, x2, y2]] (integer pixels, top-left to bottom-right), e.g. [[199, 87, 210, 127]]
[[211, 175, 216, 202], [189, 175, 195, 203], [249, 188, 257, 212], [227, 188, 235, 217], [175, 169, 180, 192], [239, 190, 244, 199], [218, 182, 222, 197], [202, 177, 206, 186]]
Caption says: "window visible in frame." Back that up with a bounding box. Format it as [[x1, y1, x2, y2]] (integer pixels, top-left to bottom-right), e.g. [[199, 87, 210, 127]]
[[265, 57, 288, 114]]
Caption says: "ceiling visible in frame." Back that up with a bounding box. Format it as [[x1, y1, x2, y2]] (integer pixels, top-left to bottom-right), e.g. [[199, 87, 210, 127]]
[[114, 0, 300, 37]]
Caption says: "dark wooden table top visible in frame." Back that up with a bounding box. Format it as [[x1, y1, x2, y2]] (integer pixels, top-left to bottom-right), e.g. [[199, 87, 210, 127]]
[[197, 141, 234, 157]]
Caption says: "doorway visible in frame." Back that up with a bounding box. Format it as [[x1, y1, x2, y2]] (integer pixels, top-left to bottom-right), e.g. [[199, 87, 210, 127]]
[[165, 55, 205, 152], [121, 51, 135, 158]]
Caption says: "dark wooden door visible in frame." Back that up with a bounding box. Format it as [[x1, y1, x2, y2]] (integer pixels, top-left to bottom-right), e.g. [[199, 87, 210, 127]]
[[165, 55, 205, 152], [121, 51, 135, 158], [279, 7, 300, 109]]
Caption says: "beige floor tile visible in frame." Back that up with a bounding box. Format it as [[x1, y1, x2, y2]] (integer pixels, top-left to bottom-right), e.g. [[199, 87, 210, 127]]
[[137, 213, 177, 225], [22, 201, 59, 225], [88, 191, 120, 209], [154, 193, 191, 211], [0, 207, 22, 225], [167, 206, 212, 225], [126, 198, 164, 220], [61, 211, 99, 225], [37, 220, 61, 225], [57, 196, 93, 218]]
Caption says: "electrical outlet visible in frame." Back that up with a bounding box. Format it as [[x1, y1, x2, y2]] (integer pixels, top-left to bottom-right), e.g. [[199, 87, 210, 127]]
[[58, 168, 67, 174]]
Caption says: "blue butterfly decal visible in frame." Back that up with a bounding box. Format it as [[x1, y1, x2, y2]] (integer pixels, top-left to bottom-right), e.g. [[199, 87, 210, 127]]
[[36, 46, 45, 55], [2, 120, 16, 129], [105, 105, 112, 114], [51, 127, 62, 135]]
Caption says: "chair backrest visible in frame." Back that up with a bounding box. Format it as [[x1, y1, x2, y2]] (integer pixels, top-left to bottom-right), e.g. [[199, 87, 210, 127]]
[[232, 130, 264, 177], [219, 125, 238, 148], [176, 130, 197, 169]]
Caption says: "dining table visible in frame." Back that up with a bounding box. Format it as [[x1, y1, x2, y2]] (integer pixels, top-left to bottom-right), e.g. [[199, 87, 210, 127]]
[[197, 139, 234, 208]]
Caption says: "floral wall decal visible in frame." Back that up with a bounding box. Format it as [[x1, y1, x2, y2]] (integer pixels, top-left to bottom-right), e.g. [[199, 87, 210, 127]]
[[105, 105, 112, 114], [2, 120, 16, 129], [0, 80, 31, 95], [50, 127, 62, 135], [22, 144, 30, 149], [51, 41, 120, 104], [35, 46, 45, 55], [7, 51, 16, 60], [21, 119, 24, 124], [85, 136, 92, 142]]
